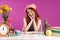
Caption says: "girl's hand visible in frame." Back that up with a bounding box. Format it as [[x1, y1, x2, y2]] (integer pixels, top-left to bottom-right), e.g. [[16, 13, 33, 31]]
[[30, 16, 33, 20], [32, 14, 35, 19], [31, 17, 35, 22]]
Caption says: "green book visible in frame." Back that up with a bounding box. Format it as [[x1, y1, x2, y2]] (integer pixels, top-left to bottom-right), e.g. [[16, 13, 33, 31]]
[[51, 30, 60, 34]]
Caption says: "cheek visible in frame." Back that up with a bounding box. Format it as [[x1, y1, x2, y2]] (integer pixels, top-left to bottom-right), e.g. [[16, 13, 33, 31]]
[[28, 13, 31, 17], [32, 13, 35, 16], [28, 13, 32, 16], [34, 14, 35, 16]]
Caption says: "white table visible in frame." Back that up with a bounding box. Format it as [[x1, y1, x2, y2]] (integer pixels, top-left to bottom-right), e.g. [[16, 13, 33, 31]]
[[0, 32, 60, 40]]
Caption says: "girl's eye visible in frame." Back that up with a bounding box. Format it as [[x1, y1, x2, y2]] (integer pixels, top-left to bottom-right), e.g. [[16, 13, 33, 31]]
[[31, 11, 32, 12], [27, 12, 29, 13]]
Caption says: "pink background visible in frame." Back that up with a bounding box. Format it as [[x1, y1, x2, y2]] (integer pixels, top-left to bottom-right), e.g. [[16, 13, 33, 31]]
[[0, 0, 60, 31]]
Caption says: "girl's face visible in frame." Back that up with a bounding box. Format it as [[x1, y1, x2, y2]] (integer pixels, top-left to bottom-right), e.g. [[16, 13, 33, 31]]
[[27, 9, 35, 19]]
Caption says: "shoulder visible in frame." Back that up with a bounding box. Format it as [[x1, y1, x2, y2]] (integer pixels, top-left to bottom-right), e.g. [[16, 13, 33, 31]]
[[37, 18, 42, 24], [23, 18, 26, 22], [23, 17, 27, 20], [23, 18, 26, 20], [37, 17, 41, 21]]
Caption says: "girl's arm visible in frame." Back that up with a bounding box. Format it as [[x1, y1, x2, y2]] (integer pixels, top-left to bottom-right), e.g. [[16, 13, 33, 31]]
[[22, 18, 33, 32], [33, 18, 42, 32]]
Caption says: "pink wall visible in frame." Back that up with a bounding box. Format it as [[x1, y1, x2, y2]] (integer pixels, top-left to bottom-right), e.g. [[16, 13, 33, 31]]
[[0, 0, 60, 31]]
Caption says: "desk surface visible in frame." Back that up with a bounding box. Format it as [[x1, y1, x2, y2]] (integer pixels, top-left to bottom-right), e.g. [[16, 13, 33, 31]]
[[0, 33, 60, 40]]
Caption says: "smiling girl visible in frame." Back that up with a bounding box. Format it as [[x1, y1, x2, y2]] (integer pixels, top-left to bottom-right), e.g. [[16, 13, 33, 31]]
[[23, 4, 42, 32]]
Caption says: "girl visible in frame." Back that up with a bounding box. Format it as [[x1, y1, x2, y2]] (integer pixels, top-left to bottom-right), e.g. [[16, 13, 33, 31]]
[[23, 4, 42, 32]]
